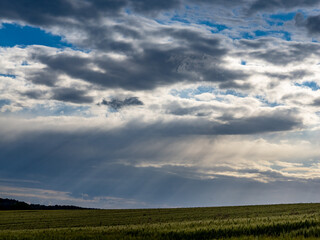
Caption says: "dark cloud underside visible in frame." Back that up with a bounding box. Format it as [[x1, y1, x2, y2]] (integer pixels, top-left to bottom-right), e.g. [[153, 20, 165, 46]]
[[99, 97, 143, 110], [295, 13, 320, 35], [247, 43, 320, 65], [52, 88, 93, 104], [31, 37, 247, 90], [0, 123, 317, 208], [248, 0, 320, 14]]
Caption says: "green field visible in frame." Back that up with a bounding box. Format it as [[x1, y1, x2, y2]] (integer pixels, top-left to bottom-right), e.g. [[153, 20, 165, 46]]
[[1, 203, 320, 239]]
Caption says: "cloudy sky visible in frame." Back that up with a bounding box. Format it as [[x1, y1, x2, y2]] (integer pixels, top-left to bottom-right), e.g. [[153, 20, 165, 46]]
[[0, 0, 320, 209]]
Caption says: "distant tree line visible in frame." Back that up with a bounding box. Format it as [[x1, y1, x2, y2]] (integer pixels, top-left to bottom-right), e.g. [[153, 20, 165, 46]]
[[0, 198, 87, 210]]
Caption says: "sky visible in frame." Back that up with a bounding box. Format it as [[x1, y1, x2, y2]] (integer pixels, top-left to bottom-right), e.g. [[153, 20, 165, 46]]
[[0, 0, 320, 209]]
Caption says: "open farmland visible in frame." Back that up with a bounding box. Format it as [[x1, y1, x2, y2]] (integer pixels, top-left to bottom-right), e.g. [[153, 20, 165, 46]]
[[1, 203, 320, 239]]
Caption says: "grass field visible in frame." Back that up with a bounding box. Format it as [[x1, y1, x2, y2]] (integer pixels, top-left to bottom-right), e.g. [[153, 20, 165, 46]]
[[1, 203, 320, 239]]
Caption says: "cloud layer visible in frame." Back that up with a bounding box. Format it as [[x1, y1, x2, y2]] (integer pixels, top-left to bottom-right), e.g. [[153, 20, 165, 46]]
[[0, 0, 320, 208]]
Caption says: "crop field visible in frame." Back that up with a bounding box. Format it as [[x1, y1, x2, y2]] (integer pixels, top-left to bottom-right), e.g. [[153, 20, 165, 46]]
[[1, 203, 320, 239]]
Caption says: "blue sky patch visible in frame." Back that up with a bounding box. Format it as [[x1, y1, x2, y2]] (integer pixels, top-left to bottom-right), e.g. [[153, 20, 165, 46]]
[[171, 15, 190, 24], [21, 61, 29, 66], [0, 23, 72, 48], [196, 86, 215, 94], [265, 20, 284, 27], [0, 99, 11, 108], [239, 30, 291, 41], [256, 95, 281, 107], [254, 30, 291, 41], [171, 89, 194, 99], [221, 90, 247, 98], [295, 81, 320, 91], [172, 87, 248, 100], [269, 12, 296, 21], [0, 73, 16, 78], [155, 19, 166, 25], [16, 104, 91, 117], [124, 8, 132, 15], [171, 86, 215, 99], [240, 32, 254, 40], [199, 21, 228, 33]]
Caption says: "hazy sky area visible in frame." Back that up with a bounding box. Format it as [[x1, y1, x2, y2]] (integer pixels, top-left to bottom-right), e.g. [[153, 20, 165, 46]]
[[0, 0, 320, 209]]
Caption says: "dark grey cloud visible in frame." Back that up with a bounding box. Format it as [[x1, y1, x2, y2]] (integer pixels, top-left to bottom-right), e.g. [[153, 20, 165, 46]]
[[2, 0, 250, 92], [303, 15, 320, 35], [248, 42, 320, 66], [248, 0, 320, 14], [295, 12, 306, 27], [52, 88, 93, 104], [0, 0, 250, 28], [0, 0, 121, 26], [20, 90, 47, 99], [215, 114, 301, 134], [295, 13, 320, 35], [4, 162, 320, 208], [165, 103, 249, 118], [163, 29, 227, 56], [79, 24, 136, 53], [1, 0, 319, 36], [166, 102, 212, 116], [221, 110, 300, 134], [31, 32, 248, 90], [28, 69, 59, 87], [74, 22, 227, 55], [237, 39, 270, 49], [32, 50, 183, 90], [266, 70, 311, 80], [312, 98, 320, 106], [0, 0, 182, 27], [193, 0, 249, 6], [19, 88, 93, 104], [129, 0, 181, 14], [0, 122, 315, 208], [168, 107, 210, 116], [112, 25, 142, 39], [281, 92, 310, 102], [118, 108, 302, 136], [237, 38, 320, 66], [266, 70, 312, 90], [219, 81, 252, 90], [99, 97, 143, 110]]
